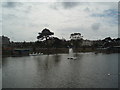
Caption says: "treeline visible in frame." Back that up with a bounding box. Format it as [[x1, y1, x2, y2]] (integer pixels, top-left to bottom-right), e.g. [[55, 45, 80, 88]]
[[2, 28, 120, 55], [10, 37, 70, 49], [10, 37, 120, 49]]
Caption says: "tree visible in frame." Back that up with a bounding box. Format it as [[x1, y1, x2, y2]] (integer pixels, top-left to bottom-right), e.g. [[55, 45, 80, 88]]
[[37, 28, 54, 41], [102, 37, 112, 48], [103, 37, 112, 42], [37, 28, 54, 54], [70, 33, 83, 48], [70, 33, 83, 40]]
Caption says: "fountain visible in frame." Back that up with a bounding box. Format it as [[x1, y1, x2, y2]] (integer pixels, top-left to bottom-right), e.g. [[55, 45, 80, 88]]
[[68, 48, 77, 60], [69, 48, 73, 56]]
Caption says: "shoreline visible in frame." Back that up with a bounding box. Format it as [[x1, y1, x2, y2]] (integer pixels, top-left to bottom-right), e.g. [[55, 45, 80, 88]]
[[2, 48, 120, 58]]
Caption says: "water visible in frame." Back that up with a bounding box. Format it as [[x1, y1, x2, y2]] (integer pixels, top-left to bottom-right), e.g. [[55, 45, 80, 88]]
[[2, 53, 118, 88]]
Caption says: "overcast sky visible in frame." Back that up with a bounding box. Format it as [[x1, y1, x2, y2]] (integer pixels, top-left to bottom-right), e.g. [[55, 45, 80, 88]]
[[1, 1, 119, 41]]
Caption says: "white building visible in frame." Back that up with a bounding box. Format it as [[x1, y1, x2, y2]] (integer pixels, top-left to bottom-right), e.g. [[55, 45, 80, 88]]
[[82, 40, 93, 46]]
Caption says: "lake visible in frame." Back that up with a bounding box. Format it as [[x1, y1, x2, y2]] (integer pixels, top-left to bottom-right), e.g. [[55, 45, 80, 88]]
[[2, 53, 119, 88]]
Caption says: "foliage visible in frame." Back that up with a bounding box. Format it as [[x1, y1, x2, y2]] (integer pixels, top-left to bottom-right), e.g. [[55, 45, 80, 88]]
[[70, 33, 83, 48], [37, 28, 54, 40]]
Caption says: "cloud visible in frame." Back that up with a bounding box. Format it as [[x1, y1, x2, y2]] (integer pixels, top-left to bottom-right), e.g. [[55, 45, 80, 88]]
[[90, 8, 118, 25], [84, 7, 90, 12], [2, 14, 17, 20], [2, 2, 118, 41], [50, 2, 81, 10], [2, 2, 23, 8], [91, 23, 100, 31], [61, 2, 80, 9], [91, 9, 118, 19]]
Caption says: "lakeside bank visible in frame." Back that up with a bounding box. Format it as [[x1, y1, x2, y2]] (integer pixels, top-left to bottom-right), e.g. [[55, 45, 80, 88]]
[[2, 46, 120, 57]]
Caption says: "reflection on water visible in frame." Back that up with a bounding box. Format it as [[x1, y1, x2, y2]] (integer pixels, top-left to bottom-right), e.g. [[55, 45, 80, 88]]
[[2, 53, 118, 88], [53, 55, 61, 63]]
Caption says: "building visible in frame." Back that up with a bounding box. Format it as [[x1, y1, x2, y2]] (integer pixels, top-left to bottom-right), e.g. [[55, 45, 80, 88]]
[[82, 40, 93, 46]]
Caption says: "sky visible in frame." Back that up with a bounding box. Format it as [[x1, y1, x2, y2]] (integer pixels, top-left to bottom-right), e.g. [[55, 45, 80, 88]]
[[0, 0, 119, 42]]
